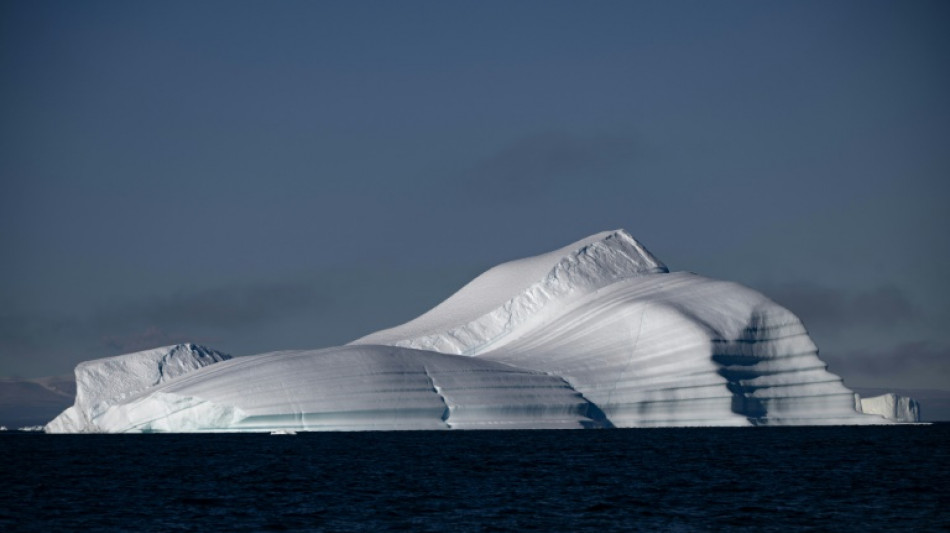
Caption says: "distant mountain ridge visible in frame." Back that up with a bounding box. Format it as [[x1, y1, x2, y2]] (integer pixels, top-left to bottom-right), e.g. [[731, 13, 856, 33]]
[[0, 375, 75, 428]]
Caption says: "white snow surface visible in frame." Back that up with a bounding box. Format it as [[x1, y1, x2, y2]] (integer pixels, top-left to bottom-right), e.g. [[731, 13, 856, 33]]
[[858, 393, 920, 423], [47, 229, 895, 432]]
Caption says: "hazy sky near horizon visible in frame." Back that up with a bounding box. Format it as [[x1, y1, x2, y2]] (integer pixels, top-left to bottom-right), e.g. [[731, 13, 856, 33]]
[[2, 1, 948, 391]]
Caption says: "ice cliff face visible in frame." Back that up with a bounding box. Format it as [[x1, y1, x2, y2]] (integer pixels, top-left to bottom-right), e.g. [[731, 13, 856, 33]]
[[857, 393, 920, 423], [47, 230, 895, 433], [46, 344, 230, 433]]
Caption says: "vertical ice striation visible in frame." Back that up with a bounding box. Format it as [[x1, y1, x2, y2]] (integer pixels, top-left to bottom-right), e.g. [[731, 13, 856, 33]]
[[478, 273, 874, 426]]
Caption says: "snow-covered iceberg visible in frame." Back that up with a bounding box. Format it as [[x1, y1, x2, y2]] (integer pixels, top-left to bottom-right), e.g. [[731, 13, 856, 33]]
[[48, 230, 896, 432]]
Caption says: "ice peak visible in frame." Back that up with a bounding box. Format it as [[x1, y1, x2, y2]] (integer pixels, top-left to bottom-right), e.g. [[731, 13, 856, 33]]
[[550, 228, 647, 255], [353, 229, 668, 351], [168, 342, 221, 357], [491, 228, 667, 292], [601, 228, 635, 242], [606, 228, 644, 248], [569, 229, 668, 273]]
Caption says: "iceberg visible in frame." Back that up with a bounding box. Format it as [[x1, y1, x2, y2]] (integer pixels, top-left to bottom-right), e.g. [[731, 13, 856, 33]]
[[47, 230, 898, 432], [83, 345, 606, 432], [46, 344, 230, 433], [857, 393, 920, 423]]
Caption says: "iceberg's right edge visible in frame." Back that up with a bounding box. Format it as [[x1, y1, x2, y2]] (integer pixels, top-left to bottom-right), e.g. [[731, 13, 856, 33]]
[[48, 230, 913, 433]]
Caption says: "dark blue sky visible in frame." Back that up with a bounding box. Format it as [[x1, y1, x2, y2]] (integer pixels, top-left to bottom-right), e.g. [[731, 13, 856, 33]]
[[2, 1, 948, 391]]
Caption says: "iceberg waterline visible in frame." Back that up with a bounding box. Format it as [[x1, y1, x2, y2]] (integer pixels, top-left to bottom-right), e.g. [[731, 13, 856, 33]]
[[47, 230, 912, 433]]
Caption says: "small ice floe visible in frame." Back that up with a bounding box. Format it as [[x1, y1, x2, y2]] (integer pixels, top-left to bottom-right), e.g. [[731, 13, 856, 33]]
[[270, 429, 297, 435]]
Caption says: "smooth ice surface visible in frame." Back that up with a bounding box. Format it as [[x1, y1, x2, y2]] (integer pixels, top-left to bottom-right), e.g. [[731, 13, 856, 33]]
[[75, 345, 606, 432], [48, 230, 895, 432], [858, 393, 920, 423]]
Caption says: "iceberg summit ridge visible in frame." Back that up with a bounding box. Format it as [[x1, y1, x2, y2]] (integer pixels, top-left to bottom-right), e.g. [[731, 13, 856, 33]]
[[352, 229, 668, 354], [47, 230, 915, 432]]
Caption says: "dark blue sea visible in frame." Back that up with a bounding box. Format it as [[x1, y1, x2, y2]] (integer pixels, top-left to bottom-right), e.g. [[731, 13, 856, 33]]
[[2, 426, 948, 532]]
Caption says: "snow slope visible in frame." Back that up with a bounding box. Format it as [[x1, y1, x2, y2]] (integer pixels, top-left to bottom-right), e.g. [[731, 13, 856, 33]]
[[355, 230, 667, 354], [47, 230, 893, 432]]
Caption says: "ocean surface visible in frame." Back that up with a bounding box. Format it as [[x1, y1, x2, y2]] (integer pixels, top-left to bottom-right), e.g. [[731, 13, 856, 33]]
[[2, 425, 948, 532]]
